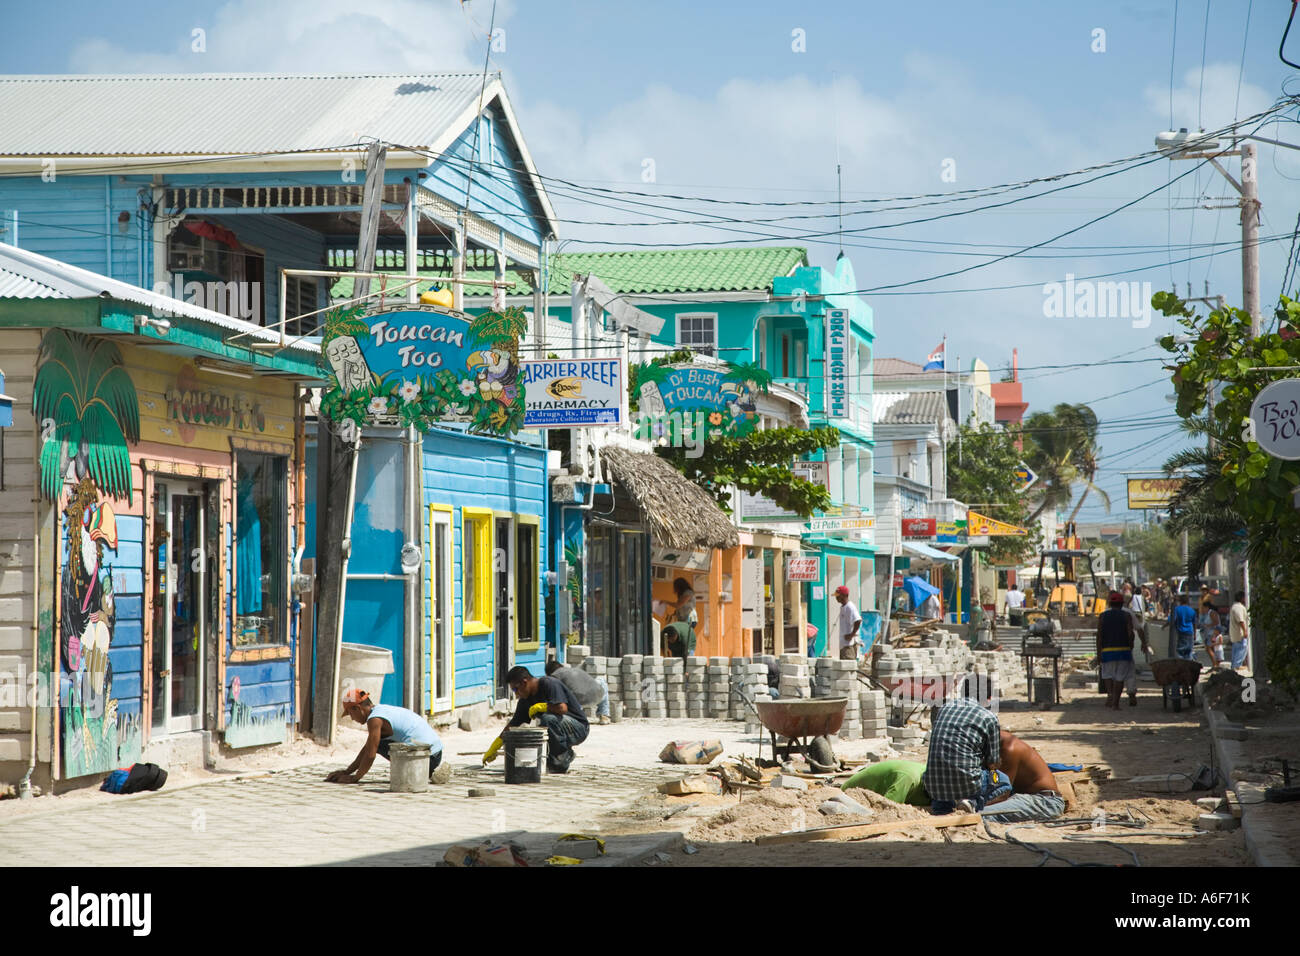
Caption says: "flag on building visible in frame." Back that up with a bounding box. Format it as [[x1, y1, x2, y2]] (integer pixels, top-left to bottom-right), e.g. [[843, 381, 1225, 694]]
[[923, 341, 945, 371]]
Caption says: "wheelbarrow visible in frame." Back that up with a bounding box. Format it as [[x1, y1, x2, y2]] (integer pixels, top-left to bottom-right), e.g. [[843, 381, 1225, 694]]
[[1151, 658, 1201, 713], [752, 697, 848, 763]]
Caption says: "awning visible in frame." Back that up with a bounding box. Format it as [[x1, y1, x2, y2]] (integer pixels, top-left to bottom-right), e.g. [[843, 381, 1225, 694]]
[[600, 446, 740, 551], [902, 541, 960, 563]]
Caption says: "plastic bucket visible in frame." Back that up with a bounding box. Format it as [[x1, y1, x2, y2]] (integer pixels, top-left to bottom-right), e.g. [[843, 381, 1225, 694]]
[[388, 743, 431, 793], [503, 728, 545, 784], [339, 643, 394, 719], [1033, 677, 1057, 706]]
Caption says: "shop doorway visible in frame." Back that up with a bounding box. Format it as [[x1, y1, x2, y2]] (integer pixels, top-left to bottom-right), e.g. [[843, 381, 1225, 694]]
[[494, 516, 514, 699], [429, 509, 454, 712], [151, 480, 217, 734]]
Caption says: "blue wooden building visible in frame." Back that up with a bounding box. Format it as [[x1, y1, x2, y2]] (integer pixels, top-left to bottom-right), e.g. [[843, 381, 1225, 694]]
[[0, 72, 560, 761]]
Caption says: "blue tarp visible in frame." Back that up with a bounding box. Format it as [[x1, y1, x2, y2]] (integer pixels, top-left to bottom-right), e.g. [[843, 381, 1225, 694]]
[[902, 575, 941, 610]]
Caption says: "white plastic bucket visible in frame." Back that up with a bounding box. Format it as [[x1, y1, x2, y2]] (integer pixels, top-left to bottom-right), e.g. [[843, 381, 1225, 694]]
[[389, 743, 431, 792], [339, 643, 394, 718]]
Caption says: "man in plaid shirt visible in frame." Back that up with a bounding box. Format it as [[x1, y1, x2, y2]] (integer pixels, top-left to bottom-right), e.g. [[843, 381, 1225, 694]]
[[923, 696, 1004, 813]]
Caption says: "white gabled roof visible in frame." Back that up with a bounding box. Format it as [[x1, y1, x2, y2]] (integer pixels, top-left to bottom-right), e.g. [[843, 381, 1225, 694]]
[[0, 72, 558, 237], [0, 241, 318, 354]]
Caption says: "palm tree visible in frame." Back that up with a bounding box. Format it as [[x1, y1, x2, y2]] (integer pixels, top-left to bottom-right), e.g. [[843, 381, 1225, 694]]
[[34, 330, 140, 505], [1023, 402, 1110, 522], [1161, 417, 1246, 576]]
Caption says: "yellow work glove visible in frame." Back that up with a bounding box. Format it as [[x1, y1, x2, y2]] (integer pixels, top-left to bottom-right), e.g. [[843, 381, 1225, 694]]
[[483, 737, 504, 764], [528, 702, 549, 719]]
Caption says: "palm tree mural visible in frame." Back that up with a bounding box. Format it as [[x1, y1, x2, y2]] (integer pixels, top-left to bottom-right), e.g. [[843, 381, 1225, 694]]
[[465, 306, 528, 434], [722, 361, 773, 393], [34, 329, 141, 505]]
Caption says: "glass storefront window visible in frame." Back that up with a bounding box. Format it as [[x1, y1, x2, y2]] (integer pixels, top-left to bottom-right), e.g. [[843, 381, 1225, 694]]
[[234, 453, 287, 646]]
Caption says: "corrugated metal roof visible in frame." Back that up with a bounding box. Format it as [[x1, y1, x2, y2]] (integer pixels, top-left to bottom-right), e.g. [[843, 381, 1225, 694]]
[[0, 73, 495, 156], [0, 265, 63, 299], [0, 242, 318, 354], [874, 357, 928, 378], [329, 246, 808, 299], [874, 390, 948, 425]]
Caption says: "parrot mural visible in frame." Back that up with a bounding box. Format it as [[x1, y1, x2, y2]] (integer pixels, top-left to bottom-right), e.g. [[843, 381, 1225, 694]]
[[467, 349, 518, 429]]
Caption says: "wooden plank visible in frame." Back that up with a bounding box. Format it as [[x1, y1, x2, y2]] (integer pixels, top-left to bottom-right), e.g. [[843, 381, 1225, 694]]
[[754, 813, 981, 846]]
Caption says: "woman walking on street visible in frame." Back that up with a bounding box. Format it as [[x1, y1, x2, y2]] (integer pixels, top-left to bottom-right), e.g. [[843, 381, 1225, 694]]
[[1199, 595, 1224, 667]]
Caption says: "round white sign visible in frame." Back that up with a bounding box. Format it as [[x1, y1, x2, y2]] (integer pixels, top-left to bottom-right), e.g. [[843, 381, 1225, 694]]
[[1249, 378, 1300, 460]]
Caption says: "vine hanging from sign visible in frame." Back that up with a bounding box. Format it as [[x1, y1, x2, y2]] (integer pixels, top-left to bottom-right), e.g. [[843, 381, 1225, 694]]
[[319, 304, 528, 437]]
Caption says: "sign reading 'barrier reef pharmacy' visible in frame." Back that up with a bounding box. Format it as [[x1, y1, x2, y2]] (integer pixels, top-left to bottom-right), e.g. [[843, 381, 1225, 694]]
[[520, 358, 624, 427]]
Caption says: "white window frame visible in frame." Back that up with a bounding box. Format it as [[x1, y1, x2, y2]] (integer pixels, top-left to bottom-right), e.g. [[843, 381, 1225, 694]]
[[676, 312, 718, 356]]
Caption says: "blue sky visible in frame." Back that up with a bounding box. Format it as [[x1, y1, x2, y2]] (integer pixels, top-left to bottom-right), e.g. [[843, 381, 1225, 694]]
[[8, 0, 1298, 524]]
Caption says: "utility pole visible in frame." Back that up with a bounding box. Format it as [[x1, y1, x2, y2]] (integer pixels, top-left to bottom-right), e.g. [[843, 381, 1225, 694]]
[[1241, 142, 1261, 336], [313, 141, 387, 742]]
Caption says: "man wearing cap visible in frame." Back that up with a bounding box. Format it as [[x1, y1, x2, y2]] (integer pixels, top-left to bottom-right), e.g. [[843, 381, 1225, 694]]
[[834, 586, 862, 661], [1096, 591, 1150, 710], [326, 689, 444, 784]]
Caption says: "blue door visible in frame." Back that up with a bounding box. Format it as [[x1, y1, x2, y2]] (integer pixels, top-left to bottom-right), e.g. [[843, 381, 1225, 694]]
[[346, 435, 407, 706]]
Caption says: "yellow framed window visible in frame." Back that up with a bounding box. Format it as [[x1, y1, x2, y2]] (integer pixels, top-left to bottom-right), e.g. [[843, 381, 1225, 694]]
[[461, 507, 493, 636]]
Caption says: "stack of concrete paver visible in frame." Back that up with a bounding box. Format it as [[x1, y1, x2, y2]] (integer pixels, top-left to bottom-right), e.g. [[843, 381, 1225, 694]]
[[728, 658, 751, 720], [860, 688, 888, 739], [778, 654, 811, 699], [642, 654, 666, 718], [733, 658, 769, 720], [707, 657, 732, 718], [663, 656, 686, 718], [567, 645, 590, 667], [887, 722, 926, 750], [604, 659, 623, 721], [621, 655, 643, 718], [685, 657, 707, 718], [824, 658, 861, 740]]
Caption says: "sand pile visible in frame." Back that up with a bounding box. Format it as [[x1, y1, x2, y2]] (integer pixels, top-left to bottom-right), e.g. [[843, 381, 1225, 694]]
[[689, 783, 933, 844]]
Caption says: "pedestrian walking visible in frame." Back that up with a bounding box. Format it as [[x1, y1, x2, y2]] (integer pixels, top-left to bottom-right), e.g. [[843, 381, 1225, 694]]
[[1199, 595, 1224, 667], [1228, 591, 1250, 672], [1168, 594, 1197, 661], [834, 585, 862, 660], [1097, 592, 1150, 710]]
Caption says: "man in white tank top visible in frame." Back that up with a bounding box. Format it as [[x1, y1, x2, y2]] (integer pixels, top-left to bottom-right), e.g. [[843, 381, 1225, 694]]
[[327, 688, 444, 784]]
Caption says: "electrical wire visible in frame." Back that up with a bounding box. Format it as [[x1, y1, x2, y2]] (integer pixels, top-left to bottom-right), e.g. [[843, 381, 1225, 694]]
[[1282, 0, 1300, 69]]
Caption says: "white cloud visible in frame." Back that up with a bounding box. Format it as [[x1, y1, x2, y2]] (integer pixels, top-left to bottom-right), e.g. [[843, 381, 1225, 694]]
[[65, 0, 511, 74]]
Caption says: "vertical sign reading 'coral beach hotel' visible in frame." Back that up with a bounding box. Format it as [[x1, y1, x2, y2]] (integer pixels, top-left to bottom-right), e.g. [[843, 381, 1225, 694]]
[[825, 308, 849, 420]]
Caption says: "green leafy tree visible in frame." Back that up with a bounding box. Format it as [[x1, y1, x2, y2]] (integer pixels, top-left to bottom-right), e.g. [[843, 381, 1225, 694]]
[[1121, 524, 1185, 581], [657, 427, 842, 518], [945, 422, 1039, 564], [1155, 289, 1300, 689]]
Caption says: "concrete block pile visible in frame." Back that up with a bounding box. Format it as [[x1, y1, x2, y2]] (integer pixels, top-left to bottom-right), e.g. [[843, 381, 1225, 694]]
[[860, 688, 888, 739], [663, 655, 686, 718], [686, 657, 707, 718], [642, 654, 666, 718], [733, 658, 770, 719], [707, 657, 730, 718], [561, 639, 1026, 728], [778, 654, 811, 699], [621, 654, 643, 718]]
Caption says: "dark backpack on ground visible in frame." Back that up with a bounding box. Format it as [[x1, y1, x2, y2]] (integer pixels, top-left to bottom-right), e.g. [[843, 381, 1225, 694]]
[[122, 763, 168, 793]]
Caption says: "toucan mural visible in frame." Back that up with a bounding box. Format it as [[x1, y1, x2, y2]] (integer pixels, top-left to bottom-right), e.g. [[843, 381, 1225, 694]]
[[34, 330, 142, 777]]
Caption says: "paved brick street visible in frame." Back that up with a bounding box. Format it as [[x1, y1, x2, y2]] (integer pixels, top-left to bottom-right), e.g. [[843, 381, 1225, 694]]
[[0, 719, 765, 866]]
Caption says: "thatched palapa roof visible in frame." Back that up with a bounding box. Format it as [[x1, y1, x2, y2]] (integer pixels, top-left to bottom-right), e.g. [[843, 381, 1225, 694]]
[[600, 447, 739, 551]]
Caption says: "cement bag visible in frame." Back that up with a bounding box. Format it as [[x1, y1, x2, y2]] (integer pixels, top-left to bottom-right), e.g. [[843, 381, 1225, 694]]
[[658, 740, 724, 765]]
